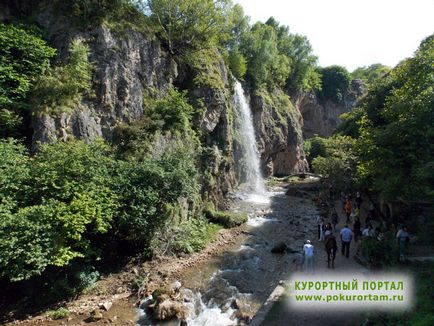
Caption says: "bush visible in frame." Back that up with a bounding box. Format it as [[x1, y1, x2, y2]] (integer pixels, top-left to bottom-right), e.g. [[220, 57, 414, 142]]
[[171, 218, 221, 254], [32, 40, 93, 116], [47, 307, 70, 320], [360, 232, 398, 267], [204, 203, 248, 228]]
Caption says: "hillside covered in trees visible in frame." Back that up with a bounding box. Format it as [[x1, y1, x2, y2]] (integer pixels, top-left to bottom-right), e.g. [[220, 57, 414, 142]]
[[0, 0, 433, 324]]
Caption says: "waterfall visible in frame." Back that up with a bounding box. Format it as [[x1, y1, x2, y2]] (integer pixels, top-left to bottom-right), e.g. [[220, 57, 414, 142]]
[[233, 80, 266, 196]]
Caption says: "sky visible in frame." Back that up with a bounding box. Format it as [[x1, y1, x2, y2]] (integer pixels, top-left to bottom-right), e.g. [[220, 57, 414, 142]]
[[233, 0, 434, 71]]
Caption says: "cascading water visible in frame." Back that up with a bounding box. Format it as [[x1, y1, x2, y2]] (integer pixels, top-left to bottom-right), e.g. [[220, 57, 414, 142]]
[[233, 80, 268, 202]]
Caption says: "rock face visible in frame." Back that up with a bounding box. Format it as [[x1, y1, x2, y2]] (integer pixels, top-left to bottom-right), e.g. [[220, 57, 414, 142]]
[[1, 3, 310, 203], [32, 14, 176, 144], [297, 79, 365, 138], [249, 90, 308, 177]]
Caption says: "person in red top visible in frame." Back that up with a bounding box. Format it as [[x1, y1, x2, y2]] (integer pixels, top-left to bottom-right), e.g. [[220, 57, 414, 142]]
[[344, 198, 352, 223]]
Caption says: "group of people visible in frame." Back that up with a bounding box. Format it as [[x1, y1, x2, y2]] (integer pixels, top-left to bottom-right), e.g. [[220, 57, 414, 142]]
[[301, 190, 410, 273]]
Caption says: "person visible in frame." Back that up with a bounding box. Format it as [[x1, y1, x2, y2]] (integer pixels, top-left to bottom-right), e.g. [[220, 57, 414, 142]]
[[396, 226, 410, 261], [340, 225, 353, 258], [362, 224, 375, 237], [303, 240, 315, 274], [355, 191, 362, 209], [319, 217, 325, 241], [324, 226, 337, 268], [316, 216, 324, 241], [331, 209, 339, 231], [344, 199, 352, 223], [324, 223, 333, 240], [353, 217, 361, 242]]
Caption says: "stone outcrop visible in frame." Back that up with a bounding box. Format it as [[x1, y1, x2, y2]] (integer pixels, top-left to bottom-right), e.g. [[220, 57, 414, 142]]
[[297, 79, 365, 138], [1, 2, 310, 203], [249, 90, 308, 177]]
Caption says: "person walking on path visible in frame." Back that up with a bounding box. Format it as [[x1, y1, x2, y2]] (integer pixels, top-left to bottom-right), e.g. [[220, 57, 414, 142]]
[[353, 217, 361, 242], [303, 240, 315, 274], [396, 225, 410, 261], [331, 209, 339, 231], [344, 198, 352, 223], [316, 216, 324, 241], [340, 225, 353, 258], [355, 191, 362, 209]]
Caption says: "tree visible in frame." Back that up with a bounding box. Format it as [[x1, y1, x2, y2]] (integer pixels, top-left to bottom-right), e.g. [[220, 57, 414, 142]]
[[356, 34, 434, 201], [317, 65, 351, 102], [351, 63, 391, 85], [0, 24, 56, 137], [144, 0, 230, 54]]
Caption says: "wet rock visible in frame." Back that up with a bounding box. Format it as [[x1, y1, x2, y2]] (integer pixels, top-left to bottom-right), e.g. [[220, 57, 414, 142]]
[[153, 300, 187, 321], [99, 301, 112, 311], [233, 311, 252, 324], [271, 242, 287, 254], [170, 280, 182, 292], [89, 309, 103, 321], [231, 298, 242, 309]]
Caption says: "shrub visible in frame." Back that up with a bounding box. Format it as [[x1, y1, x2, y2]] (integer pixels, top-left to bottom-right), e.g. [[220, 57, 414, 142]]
[[32, 40, 93, 116], [171, 218, 221, 254], [204, 203, 248, 228], [47, 307, 70, 320]]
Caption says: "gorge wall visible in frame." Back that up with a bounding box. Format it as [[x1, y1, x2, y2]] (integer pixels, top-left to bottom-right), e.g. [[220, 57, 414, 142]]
[[1, 3, 313, 205], [297, 79, 365, 138]]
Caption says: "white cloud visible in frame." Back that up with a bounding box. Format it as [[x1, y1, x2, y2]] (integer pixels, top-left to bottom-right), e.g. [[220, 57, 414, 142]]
[[234, 0, 434, 71]]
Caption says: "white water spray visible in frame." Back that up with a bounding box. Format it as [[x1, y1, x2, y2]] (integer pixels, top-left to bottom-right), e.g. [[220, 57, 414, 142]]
[[233, 81, 267, 201]]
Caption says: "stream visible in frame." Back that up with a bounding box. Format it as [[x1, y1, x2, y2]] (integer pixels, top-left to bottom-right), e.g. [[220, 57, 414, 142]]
[[137, 181, 320, 325]]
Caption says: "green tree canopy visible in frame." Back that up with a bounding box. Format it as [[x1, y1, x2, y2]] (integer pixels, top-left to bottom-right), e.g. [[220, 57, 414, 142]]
[[317, 65, 351, 102]]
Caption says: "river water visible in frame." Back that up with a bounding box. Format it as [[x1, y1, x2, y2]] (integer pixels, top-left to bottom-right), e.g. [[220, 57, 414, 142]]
[[137, 81, 319, 325]]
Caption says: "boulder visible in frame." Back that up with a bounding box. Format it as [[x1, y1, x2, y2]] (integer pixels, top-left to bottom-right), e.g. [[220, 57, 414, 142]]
[[271, 242, 287, 254]]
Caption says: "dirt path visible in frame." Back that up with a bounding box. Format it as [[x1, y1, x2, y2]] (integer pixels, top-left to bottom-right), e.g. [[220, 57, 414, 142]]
[[254, 196, 369, 326]]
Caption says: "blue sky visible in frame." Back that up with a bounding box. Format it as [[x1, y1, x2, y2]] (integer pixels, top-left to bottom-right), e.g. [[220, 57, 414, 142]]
[[234, 0, 434, 71]]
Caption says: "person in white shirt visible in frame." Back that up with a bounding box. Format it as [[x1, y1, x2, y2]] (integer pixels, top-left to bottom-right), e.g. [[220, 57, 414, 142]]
[[303, 240, 315, 274], [340, 225, 353, 258]]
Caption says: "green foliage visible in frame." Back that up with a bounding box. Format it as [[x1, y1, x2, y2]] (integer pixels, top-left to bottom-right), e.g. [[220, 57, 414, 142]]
[[241, 22, 290, 89], [144, 0, 230, 54], [311, 135, 358, 193], [351, 63, 391, 85], [228, 48, 247, 80], [0, 24, 56, 137], [170, 218, 221, 254], [303, 135, 327, 167], [204, 202, 248, 228], [0, 140, 117, 281], [355, 34, 434, 201], [113, 88, 196, 157], [32, 40, 93, 116], [0, 24, 56, 107], [317, 65, 351, 102], [360, 233, 398, 267], [47, 307, 70, 320], [335, 107, 365, 138], [114, 136, 200, 248]]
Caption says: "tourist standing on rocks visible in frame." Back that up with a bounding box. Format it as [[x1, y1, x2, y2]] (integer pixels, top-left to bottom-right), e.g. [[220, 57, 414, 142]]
[[362, 224, 375, 237], [396, 225, 410, 261], [340, 225, 353, 258], [303, 240, 315, 274]]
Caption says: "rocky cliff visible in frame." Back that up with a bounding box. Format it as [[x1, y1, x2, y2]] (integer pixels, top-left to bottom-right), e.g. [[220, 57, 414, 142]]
[[249, 90, 308, 177], [1, 3, 309, 204], [297, 79, 365, 138]]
